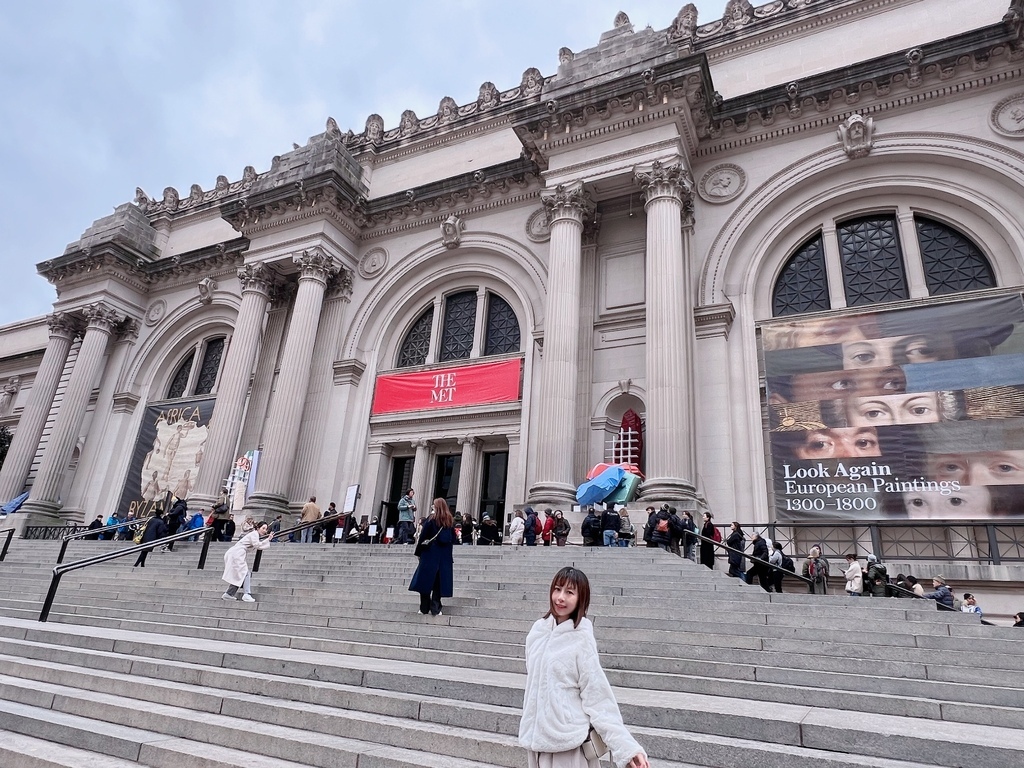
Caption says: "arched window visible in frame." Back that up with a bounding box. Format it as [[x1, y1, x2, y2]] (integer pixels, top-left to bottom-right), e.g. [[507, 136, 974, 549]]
[[165, 337, 226, 399], [771, 211, 995, 317], [439, 291, 477, 361], [397, 307, 433, 368], [394, 289, 521, 368], [916, 216, 996, 295], [772, 235, 829, 316], [485, 294, 522, 355]]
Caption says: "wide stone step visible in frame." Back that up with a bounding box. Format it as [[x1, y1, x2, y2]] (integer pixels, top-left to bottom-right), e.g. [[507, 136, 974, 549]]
[[0, 728, 147, 768]]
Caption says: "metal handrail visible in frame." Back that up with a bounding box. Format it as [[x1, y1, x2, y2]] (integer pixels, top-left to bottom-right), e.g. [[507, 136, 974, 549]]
[[252, 512, 348, 572], [56, 520, 145, 564], [38, 525, 213, 622], [0, 528, 15, 561], [690, 530, 814, 586]]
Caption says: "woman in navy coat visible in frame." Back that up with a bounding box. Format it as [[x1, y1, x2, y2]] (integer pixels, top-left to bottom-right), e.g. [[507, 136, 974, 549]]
[[409, 498, 455, 615]]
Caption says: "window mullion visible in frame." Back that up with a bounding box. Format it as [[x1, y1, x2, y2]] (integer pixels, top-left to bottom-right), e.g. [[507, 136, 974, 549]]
[[426, 296, 443, 365], [183, 340, 204, 395], [898, 210, 929, 298], [470, 288, 487, 358], [821, 223, 847, 309]]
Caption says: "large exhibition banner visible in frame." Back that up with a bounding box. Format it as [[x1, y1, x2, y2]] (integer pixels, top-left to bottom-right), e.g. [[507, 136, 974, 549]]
[[116, 398, 216, 519], [760, 295, 1024, 520]]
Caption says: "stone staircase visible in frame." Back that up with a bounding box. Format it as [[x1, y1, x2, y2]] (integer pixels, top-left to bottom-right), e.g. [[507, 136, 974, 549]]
[[0, 539, 1020, 767]]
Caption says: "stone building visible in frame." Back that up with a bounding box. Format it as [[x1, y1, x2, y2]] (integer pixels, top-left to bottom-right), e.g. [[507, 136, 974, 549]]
[[1, 0, 1023, 570]]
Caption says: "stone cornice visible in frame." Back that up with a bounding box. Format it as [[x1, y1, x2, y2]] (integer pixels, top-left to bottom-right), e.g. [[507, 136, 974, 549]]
[[38, 238, 248, 293], [111, 391, 141, 414], [705, 17, 1022, 147], [695, 302, 736, 339], [332, 358, 367, 387]]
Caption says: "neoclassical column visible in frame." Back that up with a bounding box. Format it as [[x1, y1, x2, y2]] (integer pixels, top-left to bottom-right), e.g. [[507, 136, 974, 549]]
[[634, 160, 698, 506], [410, 439, 433, 510], [192, 262, 274, 508], [21, 302, 123, 522], [455, 436, 481, 515], [246, 249, 338, 516], [0, 312, 80, 505], [528, 180, 594, 506]]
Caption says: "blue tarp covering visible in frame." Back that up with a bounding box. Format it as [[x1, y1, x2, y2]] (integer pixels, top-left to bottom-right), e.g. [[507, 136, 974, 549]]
[[576, 466, 625, 505], [0, 492, 29, 516]]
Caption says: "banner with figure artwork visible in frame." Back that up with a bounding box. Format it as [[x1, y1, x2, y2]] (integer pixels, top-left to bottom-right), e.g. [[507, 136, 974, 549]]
[[116, 398, 216, 519], [760, 295, 1024, 520]]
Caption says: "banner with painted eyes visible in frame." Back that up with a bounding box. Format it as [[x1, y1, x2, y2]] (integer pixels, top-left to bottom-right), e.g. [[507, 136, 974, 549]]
[[759, 294, 1024, 520]]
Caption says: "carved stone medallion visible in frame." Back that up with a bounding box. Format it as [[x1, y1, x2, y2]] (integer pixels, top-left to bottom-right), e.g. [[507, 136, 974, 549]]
[[990, 93, 1024, 138], [525, 207, 551, 243], [144, 299, 166, 327], [358, 247, 388, 279], [697, 163, 746, 204]]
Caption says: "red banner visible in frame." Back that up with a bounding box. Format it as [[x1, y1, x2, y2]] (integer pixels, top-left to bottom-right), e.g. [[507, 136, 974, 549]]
[[372, 358, 522, 415]]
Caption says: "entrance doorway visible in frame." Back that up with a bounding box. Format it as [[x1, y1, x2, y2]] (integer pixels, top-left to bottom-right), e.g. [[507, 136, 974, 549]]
[[384, 457, 415, 534], [434, 454, 461, 513], [480, 451, 508, 530]]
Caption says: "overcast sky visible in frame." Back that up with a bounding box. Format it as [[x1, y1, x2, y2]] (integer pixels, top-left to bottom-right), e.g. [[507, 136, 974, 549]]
[[0, 1, 730, 328]]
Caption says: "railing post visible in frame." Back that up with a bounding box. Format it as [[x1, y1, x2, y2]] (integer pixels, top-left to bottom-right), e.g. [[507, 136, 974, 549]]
[[39, 570, 62, 623], [986, 524, 1001, 566], [253, 548, 263, 573], [0, 529, 13, 561], [56, 538, 70, 565], [197, 528, 213, 571]]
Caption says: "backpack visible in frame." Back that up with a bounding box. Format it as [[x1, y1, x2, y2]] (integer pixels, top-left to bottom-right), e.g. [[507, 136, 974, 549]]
[[655, 518, 670, 534], [533, 516, 543, 535], [809, 558, 827, 582], [781, 555, 795, 572], [712, 527, 722, 543]]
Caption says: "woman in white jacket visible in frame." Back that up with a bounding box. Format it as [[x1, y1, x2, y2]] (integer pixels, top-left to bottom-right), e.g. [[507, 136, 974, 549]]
[[844, 553, 863, 596], [519, 567, 648, 768], [221, 518, 273, 602], [509, 509, 526, 546]]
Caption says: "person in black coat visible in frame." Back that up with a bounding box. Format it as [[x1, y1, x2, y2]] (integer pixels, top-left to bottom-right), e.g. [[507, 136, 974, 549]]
[[699, 512, 717, 569], [649, 505, 679, 552], [681, 511, 697, 560], [477, 516, 501, 545], [164, 498, 188, 551], [460, 513, 475, 545], [408, 498, 455, 615], [524, 507, 539, 546], [85, 515, 104, 540], [746, 532, 771, 591], [581, 507, 601, 546], [133, 509, 169, 568], [600, 504, 621, 547], [725, 521, 746, 580]]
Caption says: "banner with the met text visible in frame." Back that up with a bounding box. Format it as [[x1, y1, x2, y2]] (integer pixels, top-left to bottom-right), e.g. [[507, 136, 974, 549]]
[[760, 295, 1024, 520], [372, 358, 522, 415]]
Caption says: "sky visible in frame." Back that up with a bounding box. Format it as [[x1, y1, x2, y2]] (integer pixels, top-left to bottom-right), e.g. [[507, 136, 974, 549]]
[[0, 0, 730, 328]]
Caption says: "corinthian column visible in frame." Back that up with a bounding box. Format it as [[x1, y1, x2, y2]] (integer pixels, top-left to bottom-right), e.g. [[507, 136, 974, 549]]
[[528, 180, 594, 506], [191, 262, 274, 508], [634, 160, 698, 505], [246, 249, 338, 516], [0, 313, 79, 506], [21, 302, 122, 523]]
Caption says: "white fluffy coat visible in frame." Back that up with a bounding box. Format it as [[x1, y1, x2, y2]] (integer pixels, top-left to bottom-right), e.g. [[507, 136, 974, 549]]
[[221, 529, 271, 587], [519, 616, 645, 768], [844, 561, 863, 594]]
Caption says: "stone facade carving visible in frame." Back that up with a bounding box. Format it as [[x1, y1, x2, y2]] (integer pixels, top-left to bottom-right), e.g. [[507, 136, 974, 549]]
[[667, 4, 698, 46], [559, 47, 574, 64], [634, 161, 694, 205], [520, 68, 544, 96], [365, 114, 384, 145], [161, 187, 180, 212], [358, 247, 388, 279], [238, 262, 274, 295], [838, 113, 875, 159], [525, 207, 551, 243], [399, 110, 419, 136], [197, 276, 218, 304], [293, 248, 339, 284], [144, 300, 166, 327], [82, 302, 123, 333], [478, 82, 500, 111], [697, 164, 746, 204], [906, 48, 924, 87], [438, 96, 459, 124], [541, 180, 596, 224], [0, 376, 21, 415], [441, 214, 465, 249], [614, 11, 630, 28], [723, 0, 754, 30], [990, 92, 1024, 137]]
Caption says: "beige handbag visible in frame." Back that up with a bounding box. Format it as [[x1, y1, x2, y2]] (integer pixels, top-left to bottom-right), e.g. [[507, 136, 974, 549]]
[[581, 727, 608, 760]]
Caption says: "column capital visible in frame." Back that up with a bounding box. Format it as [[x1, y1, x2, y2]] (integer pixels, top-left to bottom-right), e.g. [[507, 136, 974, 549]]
[[541, 180, 596, 226], [634, 160, 694, 207], [411, 438, 432, 450], [81, 302, 123, 334], [238, 262, 275, 297], [46, 311, 82, 340], [458, 435, 480, 447], [116, 317, 141, 343], [293, 247, 340, 285], [326, 265, 354, 300]]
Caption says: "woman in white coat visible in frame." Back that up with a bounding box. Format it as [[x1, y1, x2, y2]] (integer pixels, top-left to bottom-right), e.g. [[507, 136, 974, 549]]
[[222, 518, 273, 602], [519, 567, 649, 768], [509, 509, 526, 546]]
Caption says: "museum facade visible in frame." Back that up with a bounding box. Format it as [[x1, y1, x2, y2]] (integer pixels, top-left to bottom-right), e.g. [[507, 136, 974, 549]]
[[1, 0, 1023, 545]]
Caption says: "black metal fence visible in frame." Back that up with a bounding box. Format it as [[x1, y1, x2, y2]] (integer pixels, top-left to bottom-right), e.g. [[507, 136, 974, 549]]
[[739, 520, 1024, 565]]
